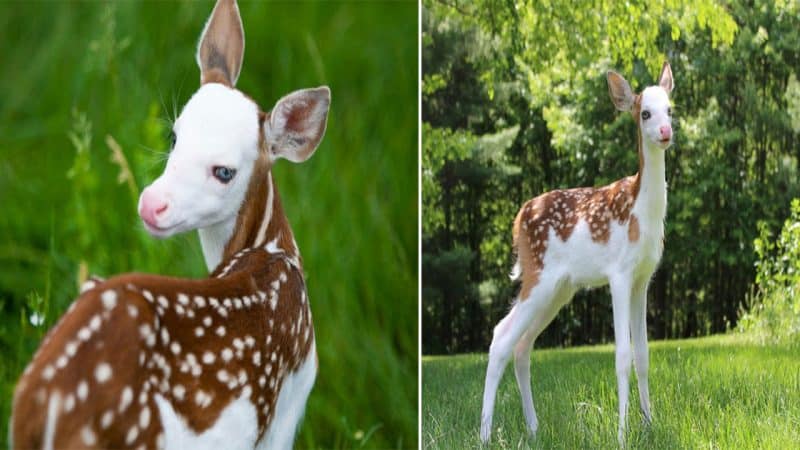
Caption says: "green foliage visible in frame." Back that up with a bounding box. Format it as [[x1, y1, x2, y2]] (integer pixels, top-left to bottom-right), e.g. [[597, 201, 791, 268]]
[[423, 335, 800, 449], [422, 0, 800, 353], [0, 1, 417, 447], [739, 199, 800, 343]]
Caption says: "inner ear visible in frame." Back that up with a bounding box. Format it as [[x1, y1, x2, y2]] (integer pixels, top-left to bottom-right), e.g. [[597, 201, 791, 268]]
[[659, 61, 674, 95], [196, 0, 245, 86], [266, 87, 331, 163]]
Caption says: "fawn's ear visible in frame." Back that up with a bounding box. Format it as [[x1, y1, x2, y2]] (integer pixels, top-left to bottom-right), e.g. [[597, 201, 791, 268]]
[[607, 71, 634, 112], [196, 0, 244, 86], [265, 87, 331, 163], [658, 61, 674, 95]]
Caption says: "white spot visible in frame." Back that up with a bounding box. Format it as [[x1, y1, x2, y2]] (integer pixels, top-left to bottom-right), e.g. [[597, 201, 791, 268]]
[[56, 355, 68, 369], [95, 362, 112, 383], [120, 386, 133, 412], [233, 338, 244, 350], [202, 352, 216, 364], [217, 369, 230, 383], [81, 425, 97, 445], [216, 326, 226, 337], [203, 316, 213, 327], [127, 304, 139, 318], [195, 327, 204, 337], [101, 409, 114, 429], [142, 290, 154, 303], [158, 296, 169, 309], [78, 327, 91, 341], [89, 315, 102, 331], [77, 380, 88, 401], [65, 341, 78, 357], [63, 394, 75, 412], [125, 425, 139, 445], [41, 365, 55, 380], [172, 384, 185, 401], [221, 348, 233, 362], [194, 390, 212, 408], [177, 293, 190, 306], [253, 352, 261, 366], [139, 406, 150, 430], [161, 328, 170, 345], [101, 290, 118, 310], [170, 341, 181, 355], [194, 296, 206, 308]]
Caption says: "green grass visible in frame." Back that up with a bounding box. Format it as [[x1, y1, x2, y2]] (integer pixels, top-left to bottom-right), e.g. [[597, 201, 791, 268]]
[[0, 1, 417, 448], [423, 335, 800, 449]]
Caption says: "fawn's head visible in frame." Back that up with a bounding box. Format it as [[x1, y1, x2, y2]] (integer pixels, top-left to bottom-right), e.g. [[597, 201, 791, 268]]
[[138, 0, 330, 238], [607, 62, 674, 151]]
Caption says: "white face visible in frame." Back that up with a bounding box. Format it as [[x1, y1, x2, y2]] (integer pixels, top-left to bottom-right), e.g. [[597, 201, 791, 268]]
[[138, 83, 260, 238], [638, 86, 673, 150]]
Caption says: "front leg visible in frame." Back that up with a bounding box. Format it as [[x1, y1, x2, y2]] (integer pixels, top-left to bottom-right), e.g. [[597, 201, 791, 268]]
[[630, 278, 652, 424], [609, 275, 633, 446]]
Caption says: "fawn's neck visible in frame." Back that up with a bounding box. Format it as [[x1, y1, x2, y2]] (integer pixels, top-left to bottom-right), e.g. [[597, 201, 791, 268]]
[[633, 127, 667, 226], [199, 156, 300, 273]]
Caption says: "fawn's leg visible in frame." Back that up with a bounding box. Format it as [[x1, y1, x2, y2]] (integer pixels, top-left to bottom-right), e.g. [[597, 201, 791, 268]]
[[610, 275, 634, 447], [630, 278, 652, 423]]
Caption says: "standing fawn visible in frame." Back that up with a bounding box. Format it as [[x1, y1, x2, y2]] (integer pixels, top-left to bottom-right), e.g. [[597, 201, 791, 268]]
[[480, 62, 674, 446], [12, 1, 330, 449]]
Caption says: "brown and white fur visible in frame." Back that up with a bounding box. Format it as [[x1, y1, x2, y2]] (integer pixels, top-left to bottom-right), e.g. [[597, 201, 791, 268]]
[[480, 63, 674, 446], [11, 1, 330, 449]]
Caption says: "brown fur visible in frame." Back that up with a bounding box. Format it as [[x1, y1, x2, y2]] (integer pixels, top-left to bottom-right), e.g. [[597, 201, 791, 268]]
[[628, 214, 640, 242], [13, 250, 313, 448]]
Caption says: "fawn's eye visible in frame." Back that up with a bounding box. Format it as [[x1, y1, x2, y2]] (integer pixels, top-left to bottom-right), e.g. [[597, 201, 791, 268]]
[[641, 110, 651, 120], [667, 107, 672, 116], [168, 130, 177, 148], [212, 166, 237, 184]]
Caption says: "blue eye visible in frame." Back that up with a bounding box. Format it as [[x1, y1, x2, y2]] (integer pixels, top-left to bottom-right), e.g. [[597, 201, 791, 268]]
[[212, 166, 236, 184], [169, 130, 176, 148]]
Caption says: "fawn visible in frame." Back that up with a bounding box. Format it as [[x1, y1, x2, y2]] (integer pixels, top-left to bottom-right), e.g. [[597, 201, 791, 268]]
[[12, 1, 330, 449], [480, 62, 674, 446]]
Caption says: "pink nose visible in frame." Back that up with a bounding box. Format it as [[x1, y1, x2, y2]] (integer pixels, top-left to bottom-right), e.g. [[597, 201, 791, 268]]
[[139, 189, 168, 227], [660, 125, 672, 140]]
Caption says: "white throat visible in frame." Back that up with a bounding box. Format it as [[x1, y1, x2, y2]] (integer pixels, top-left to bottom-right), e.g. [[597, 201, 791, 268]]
[[198, 218, 237, 271]]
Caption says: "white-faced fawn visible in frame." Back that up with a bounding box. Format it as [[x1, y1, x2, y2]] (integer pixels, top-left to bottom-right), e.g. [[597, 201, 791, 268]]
[[12, 1, 330, 449], [480, 62, 674, 446]]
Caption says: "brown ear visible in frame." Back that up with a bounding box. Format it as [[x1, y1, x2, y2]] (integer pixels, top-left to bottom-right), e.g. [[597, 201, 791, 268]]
[[607, 70, 634, 112], [659, 61, 674, 95], [196, 0, 244, 86], [265, 87, 331, 163]]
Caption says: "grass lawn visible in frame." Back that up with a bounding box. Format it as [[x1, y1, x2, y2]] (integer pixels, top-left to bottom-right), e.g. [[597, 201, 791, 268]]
[[423, 334, 800, 449]]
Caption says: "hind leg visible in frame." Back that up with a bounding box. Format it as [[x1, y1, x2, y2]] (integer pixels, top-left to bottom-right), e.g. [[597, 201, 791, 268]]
[[480, 279, 563, 444], [513, 286, 575, 437]]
